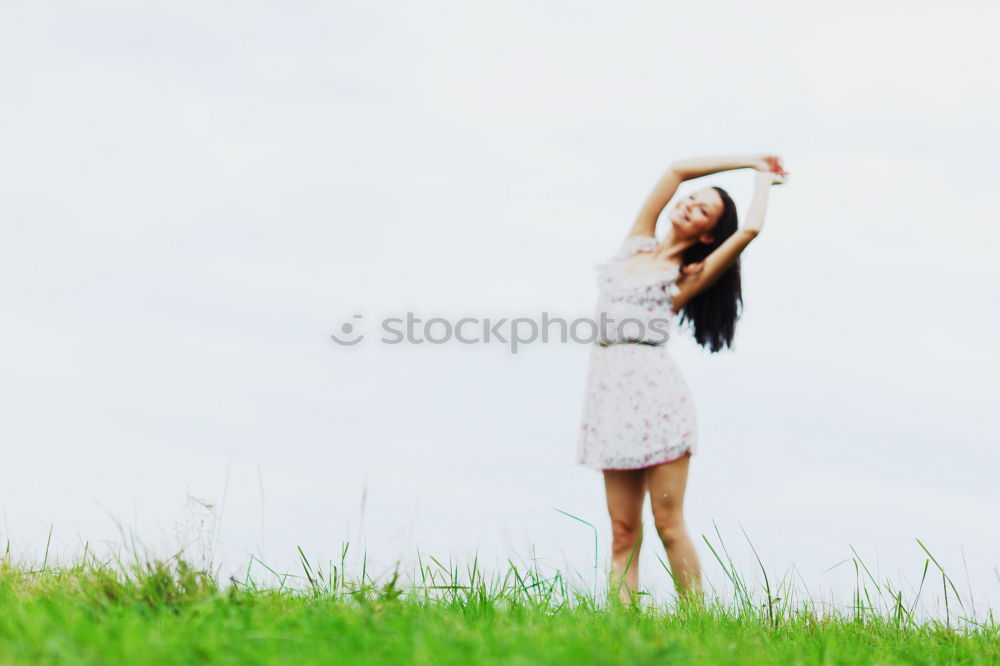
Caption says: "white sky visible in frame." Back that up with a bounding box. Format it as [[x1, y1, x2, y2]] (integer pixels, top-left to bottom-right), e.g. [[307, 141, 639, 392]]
[[1, 0, 998, 616]]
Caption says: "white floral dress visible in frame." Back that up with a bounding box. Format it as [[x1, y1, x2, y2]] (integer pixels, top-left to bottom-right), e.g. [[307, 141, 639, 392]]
[[576, 235, 698, 470]]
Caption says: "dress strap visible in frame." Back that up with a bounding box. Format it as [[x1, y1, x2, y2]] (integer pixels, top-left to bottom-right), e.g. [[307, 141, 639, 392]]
[[615, 235, 658, 259]]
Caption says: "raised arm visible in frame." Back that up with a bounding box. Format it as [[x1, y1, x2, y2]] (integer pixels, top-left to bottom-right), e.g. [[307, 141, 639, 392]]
[[627, 153, 768, 238], [670, 168, 786, 312], [671, 153, 767, 181]]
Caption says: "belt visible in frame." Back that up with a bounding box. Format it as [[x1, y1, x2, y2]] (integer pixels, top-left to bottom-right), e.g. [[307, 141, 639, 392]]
[[596, 339, 665, 347]]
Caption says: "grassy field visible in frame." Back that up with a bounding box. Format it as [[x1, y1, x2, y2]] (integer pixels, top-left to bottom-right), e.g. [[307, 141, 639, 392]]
[[1, 538, 998, 665]]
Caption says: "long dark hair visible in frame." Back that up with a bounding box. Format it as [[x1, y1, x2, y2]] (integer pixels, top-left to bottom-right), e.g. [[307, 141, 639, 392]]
[[676, 186, 742, 353]]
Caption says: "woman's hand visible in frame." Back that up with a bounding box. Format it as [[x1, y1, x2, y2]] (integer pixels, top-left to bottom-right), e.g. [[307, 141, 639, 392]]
[[681, 261, 705, 276], [751, 154, 788, 179]]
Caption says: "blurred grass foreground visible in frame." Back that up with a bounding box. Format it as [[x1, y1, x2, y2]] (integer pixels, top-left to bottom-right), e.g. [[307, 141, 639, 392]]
[[0, 533, 998, 666]]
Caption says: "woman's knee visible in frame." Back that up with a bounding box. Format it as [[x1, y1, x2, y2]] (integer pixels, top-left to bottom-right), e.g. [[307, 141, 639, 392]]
[[653, 519, 686, 548], [610, 517, 643, 551]]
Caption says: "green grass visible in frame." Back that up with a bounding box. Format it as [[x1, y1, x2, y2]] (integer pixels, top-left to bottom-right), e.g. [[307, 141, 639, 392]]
[[0, 533, 997, 665]]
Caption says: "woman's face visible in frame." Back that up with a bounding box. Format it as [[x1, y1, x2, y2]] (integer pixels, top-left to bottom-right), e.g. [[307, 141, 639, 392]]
[[670, 188, 724, 241]]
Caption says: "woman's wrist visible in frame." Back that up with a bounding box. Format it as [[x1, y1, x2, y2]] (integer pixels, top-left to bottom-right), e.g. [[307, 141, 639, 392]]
[[755, 169, 786, 186], [744, 153, 768, 169]]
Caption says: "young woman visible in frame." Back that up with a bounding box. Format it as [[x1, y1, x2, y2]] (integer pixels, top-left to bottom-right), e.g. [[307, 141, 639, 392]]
[[576, 153, 788, 604]]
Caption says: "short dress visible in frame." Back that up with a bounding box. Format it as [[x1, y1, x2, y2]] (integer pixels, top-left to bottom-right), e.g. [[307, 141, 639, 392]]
[[576, 235, 698, 470]]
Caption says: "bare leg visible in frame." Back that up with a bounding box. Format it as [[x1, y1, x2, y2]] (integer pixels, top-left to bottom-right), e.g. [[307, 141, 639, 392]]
[[647, 453, 702, 602], [603, 468, 647, 604]]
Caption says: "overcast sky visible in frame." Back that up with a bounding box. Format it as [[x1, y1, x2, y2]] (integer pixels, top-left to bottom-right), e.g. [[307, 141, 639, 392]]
[[1, 0, 998, 617]]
